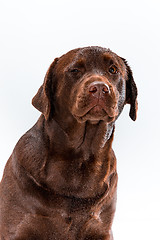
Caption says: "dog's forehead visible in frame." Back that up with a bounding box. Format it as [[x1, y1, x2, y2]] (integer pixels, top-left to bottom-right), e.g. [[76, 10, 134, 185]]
[[56, 46, 126, 75], [67, 46, 116, 65]]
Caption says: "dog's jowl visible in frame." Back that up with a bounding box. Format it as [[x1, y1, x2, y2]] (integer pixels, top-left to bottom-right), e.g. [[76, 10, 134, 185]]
[[0, 47, 138, 240]]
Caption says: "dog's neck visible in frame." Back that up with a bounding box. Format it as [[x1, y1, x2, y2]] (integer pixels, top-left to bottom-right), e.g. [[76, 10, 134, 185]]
[[34, 115, 116, 197], [45, 114, 115, 158]]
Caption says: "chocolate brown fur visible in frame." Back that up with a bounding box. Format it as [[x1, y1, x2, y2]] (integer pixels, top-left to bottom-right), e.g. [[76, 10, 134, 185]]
[[0, 46, 137, 240]]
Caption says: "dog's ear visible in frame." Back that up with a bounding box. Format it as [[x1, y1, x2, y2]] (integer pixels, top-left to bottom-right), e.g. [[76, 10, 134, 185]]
[[121, 58, 138, 121], [32, 58, 59, 120]]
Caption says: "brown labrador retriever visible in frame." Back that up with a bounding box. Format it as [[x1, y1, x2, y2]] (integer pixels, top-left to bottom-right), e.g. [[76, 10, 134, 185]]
[[0, 46, 138, 240]]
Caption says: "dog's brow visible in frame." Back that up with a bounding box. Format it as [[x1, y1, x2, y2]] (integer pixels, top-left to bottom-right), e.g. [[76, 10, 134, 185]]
[[73, 58, 85, 67], [103, 53, 116, 64], [104, 53, 124, 69]]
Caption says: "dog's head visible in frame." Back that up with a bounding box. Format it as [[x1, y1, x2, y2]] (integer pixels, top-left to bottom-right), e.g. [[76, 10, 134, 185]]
[[32, 47, 138, 123]]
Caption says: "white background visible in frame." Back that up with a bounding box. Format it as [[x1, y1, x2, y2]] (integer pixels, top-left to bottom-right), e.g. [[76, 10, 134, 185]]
[[0, 0, 160, 239]]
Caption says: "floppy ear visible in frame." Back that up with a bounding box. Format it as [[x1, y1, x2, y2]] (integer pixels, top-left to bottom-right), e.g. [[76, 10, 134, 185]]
[[32, 58, 59, 120], [121, 58, 138, 121]]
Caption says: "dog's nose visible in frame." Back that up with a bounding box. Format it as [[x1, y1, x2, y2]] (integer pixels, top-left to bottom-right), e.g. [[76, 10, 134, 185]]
[[88, 81, 110, 97]]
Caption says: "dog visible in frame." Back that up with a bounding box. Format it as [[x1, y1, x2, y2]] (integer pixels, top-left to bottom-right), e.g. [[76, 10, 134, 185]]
[[0, 46, 138, 240]]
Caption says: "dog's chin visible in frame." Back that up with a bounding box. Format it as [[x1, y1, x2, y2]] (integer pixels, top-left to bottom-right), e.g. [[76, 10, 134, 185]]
[[73, 106, 116, 124]]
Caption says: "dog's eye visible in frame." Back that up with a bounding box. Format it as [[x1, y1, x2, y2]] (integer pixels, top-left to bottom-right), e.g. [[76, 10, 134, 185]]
[[109, 66, 118, 74], [70, 69, 80, 73]]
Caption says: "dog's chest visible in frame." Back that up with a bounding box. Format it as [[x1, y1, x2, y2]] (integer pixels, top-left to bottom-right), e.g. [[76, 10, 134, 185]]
[[50, 199, 103, 238]]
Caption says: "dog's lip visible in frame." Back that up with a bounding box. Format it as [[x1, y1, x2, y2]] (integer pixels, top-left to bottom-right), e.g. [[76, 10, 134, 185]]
[[74, 103, 117, 119], [87, 105, 107, 115]]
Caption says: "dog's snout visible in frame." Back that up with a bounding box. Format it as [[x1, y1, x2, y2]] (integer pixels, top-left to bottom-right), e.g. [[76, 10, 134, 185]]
[[88, 81, 110, 97]]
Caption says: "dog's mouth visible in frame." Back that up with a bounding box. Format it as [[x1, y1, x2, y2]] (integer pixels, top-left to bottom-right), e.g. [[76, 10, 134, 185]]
[[74, 102, 118, 123]]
